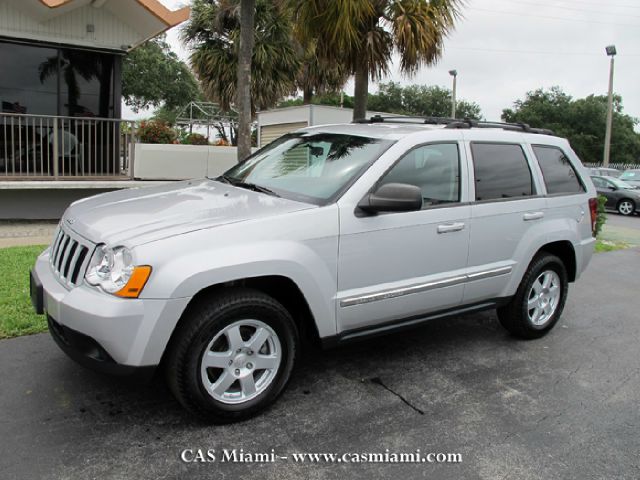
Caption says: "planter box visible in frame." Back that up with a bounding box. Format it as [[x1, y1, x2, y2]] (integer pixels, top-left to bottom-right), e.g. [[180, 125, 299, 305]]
[[133, 144, 250, 180]]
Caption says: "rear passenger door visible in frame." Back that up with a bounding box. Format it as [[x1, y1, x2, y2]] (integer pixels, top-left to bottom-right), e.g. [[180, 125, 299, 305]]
[[463, 139, 546, 304]]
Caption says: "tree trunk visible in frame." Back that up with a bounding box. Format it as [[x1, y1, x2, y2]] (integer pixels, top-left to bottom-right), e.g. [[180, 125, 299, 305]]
[[236, 0, 255, 162], [352, 62, 369, 121]]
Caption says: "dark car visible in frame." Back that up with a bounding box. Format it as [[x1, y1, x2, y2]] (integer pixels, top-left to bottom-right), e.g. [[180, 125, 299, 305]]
[[620, 169, 640, 188], [591, 175, 640, 216], [590, 167, 621, 178]]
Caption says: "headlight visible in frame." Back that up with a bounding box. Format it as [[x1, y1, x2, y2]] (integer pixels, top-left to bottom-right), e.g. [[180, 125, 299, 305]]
[[85, 245, 151, 298]]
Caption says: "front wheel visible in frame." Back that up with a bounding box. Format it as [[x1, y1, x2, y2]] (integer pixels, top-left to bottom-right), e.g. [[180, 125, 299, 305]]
[[617, 199, 635, 216], [165, 288, 298, 423], [497, 253, 568, 339]]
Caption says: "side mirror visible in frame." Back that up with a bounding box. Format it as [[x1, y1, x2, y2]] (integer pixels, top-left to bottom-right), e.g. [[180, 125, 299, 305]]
[[358, 183, 423, 214], [608, 185, 618, 191]]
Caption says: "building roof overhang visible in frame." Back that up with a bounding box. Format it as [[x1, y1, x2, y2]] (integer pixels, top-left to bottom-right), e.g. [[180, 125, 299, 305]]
[[2, 0, 190, 51]]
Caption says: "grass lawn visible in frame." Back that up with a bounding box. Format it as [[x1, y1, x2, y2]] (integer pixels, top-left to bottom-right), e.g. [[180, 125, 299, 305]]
[[595, 239, 629, 253], [0, 245, 47, 339]]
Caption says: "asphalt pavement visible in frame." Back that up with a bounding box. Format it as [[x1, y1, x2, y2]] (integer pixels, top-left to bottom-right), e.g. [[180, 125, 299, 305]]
[[1, 248, 639, 479]]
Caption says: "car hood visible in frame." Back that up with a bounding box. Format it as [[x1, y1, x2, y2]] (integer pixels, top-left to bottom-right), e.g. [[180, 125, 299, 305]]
[[63, 179, 315, 246]]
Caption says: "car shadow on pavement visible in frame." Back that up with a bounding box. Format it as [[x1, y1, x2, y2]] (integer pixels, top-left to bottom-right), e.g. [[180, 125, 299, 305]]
[[42, 309, 506, 428]]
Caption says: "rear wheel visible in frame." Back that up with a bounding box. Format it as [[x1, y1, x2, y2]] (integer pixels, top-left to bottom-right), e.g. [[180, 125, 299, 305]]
[[165, 288, 298, 423], [617, 199, 635, 216], [497, 253, 568, 339]]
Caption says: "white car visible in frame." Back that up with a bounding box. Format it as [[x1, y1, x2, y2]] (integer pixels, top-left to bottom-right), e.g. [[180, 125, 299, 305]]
[[31, 117, 597, 422]]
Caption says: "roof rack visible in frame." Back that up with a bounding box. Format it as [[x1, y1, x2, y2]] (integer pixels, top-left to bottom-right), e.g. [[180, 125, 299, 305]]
[[354, 115, 555, 136]]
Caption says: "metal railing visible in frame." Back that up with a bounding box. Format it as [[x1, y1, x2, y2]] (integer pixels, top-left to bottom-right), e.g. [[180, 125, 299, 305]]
[[0, 112, 137, 179]]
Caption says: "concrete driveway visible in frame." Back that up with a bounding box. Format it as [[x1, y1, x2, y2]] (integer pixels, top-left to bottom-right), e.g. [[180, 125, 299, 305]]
[[1, 248, 639, 479]]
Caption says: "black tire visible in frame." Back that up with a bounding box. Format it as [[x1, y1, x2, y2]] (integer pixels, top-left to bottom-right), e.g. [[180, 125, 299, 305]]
[[497, 253, 568, 339], [617, 199, 635, 216], [164, 288, 298, 423]]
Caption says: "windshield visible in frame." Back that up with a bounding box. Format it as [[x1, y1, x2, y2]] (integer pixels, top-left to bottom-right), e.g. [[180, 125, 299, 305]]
[[221, 133, 394, 204], [620, 171, 640, 180], [609, 178, 636, 189]]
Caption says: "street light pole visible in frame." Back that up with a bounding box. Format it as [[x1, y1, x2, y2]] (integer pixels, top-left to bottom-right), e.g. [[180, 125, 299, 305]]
[[603, 45, 616, 167], [449, 70, 457, 118]]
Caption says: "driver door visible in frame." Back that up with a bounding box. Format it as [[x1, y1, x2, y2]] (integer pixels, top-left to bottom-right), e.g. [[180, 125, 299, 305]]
[[337, 142, 471, 333]]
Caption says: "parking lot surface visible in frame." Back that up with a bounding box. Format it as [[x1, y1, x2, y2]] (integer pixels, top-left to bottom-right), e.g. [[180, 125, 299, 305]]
[[1, 248, 639, 479]]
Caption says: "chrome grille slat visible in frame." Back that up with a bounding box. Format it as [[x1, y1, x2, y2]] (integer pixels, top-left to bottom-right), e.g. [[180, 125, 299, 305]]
[[71, 246, 89, 285], [55, 236, 69, 271], [65, 244, 82, 283], [48, 225, 94, 288], [62, 241, 78, 279], [50, 229, 63, 263]]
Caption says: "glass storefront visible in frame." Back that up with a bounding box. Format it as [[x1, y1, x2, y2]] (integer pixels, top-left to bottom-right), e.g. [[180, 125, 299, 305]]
[[0, 40, 118, 118]]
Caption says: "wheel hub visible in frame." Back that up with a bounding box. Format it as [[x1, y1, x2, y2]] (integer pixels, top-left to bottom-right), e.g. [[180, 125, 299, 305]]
[[199, 320, 282, 405], [527, 270, 561, 327]]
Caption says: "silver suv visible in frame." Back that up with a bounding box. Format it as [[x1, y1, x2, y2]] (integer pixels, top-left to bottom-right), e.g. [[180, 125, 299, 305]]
[[30, 117, 597, 422]]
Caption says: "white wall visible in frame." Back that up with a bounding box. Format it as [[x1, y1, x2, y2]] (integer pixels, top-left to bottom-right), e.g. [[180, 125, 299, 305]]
[[133, 144, 254, 180], [0, 1, 141, 51]]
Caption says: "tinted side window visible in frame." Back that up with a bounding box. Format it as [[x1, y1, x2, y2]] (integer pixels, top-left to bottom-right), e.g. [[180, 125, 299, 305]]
[[379, 143, 460, 208], [533, 146, 585, 195], [471, 143, 533, 201]]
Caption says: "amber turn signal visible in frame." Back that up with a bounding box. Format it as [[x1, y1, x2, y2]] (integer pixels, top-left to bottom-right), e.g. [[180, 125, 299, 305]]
[[115, 266, 152, 298]]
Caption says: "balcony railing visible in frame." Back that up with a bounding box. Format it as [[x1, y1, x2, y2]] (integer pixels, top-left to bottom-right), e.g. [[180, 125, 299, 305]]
[[0, 112, 137, 180]]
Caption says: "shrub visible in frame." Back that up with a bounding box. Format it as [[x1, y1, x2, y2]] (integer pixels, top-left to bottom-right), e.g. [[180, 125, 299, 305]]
[[138, 120, 177, 144], [182, 133, 209, 145], [595, 195, 607, 237]]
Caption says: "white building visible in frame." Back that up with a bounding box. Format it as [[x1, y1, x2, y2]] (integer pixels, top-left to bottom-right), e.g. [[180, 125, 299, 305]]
[[257, 105, 392, 147]]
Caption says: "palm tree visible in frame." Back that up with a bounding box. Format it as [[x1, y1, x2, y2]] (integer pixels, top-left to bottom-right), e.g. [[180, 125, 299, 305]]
[[294, 0, 464, 120], [183, 1, 300, 113], [295, 39, 349, 104]]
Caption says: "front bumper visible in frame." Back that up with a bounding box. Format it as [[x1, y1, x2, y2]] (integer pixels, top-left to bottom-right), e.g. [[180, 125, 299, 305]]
[[31, 250, 190, 370]]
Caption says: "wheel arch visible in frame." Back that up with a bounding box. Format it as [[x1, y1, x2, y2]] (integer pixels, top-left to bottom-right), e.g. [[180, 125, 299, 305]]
[[535, 240, 577, 282], [161, 275, 322, 367]]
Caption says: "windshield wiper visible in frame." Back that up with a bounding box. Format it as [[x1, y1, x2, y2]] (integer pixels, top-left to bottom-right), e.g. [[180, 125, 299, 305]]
[[216, 175, 280, 197]]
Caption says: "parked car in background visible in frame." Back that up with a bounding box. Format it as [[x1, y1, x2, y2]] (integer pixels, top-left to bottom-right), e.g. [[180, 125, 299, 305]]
[[620, 169, 640, 188], [591, 175, 640, 216], [590, 167, 621, 178]]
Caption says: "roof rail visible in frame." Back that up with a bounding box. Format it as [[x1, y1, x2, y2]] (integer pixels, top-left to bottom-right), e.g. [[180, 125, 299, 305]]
[[354, 115, 555, 136]]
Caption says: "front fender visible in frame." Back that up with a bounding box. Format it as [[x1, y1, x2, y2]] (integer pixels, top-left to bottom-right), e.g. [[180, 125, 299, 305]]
[[140, 238, 339, 338]]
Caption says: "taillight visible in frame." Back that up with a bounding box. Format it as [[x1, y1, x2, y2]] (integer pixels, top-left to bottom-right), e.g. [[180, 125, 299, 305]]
[[588, 197, 598, 237]]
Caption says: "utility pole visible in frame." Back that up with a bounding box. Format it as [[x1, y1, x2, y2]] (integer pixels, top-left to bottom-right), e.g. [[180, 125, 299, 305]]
[[449, 70, 458, 118], [603, 45, 616, 167]]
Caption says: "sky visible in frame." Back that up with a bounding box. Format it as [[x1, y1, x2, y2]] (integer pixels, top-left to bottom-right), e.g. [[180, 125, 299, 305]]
[[149, 0, 640, 123]]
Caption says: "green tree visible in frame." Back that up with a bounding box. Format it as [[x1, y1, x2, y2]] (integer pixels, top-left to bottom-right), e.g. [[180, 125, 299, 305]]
[[294, 0, 464, 120], [503, 87, 640, 165], [367, 82, 482, 119], [122, 36, 201, 113]]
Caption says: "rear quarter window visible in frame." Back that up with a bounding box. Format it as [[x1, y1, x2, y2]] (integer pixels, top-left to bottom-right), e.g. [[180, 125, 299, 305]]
[[532, 145, 585, 195]]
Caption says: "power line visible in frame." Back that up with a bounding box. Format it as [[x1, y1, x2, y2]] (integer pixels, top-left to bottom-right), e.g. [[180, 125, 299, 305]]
[[526, 0, 640, 9], [448, 46, 640, 57], [470, 7, 640, 28], [496, 0, 640, 19]]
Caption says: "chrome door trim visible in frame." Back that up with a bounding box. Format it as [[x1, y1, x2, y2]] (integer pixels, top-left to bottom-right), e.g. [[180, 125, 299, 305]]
[[340, 266, 513, 308], [465, 266, 513, 281]]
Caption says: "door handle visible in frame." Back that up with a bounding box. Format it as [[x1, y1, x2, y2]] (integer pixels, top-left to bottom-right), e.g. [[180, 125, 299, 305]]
[[437, 222, 465, 234], [523, 211, 544, 221]]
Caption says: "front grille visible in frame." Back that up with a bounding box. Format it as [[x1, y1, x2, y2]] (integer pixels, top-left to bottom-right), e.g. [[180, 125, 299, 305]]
[[49, 226, 93, 288]]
